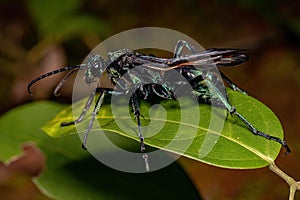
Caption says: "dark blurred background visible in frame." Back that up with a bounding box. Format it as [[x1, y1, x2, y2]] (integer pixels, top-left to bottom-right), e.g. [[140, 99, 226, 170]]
[[0, 0, 299, 199]]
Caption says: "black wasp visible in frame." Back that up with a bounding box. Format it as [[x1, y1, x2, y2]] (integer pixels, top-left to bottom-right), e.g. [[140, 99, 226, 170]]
[[28, 40, 290, 170]]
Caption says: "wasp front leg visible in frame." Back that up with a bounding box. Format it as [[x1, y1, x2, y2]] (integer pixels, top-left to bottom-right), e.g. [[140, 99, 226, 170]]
[[60, 87, 120, 150], [60, 88, 115, 127], [61, 88, 98, 127], [81, 89, 106, 150]]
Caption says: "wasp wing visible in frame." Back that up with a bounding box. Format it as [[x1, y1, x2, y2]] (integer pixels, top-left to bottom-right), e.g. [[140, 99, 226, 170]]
[[137, 49, 249, 71]]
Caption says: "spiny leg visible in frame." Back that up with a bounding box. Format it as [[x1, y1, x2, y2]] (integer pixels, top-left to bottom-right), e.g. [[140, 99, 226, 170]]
[[61, 88, 98, 127], [234, 111, 291, 154], [61, 88, 115, 127], [204, 75, 291, 154], [174, 40, 197, 58], [220, 71, 248, 95], [130, 92, 150, 171], [174, 40, 248, 96], [82, 90, 106, 150], [59, 87, 124, 149]]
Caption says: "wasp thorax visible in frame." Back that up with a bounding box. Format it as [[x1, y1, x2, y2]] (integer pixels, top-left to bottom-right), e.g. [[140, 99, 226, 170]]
[[84, 55, 105, 84]]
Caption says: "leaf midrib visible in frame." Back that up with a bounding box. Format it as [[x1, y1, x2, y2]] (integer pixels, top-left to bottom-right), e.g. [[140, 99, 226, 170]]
[[77, 115, 275, 163]]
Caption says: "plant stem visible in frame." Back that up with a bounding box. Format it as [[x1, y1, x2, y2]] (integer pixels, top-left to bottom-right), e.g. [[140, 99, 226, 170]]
[[268, 162, 300, 200]]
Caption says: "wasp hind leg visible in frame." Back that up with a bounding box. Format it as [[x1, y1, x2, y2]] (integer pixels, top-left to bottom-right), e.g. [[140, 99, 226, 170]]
[[174, 40, 248, 96], [204, 75, 291, 154], [173, 40, 198, 58], [220, 71, 248, 95]]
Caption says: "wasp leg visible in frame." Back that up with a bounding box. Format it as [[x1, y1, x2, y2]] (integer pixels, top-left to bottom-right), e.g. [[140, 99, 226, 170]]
[[61, 88, 116, 127], [59, 87, 123, 150], [174, 40, 248, 96], [130, 92, 150, 171], [61, 88, 97, 127], [173, 40, 198, 58], [204, 76, 291, 154], [220, 71, 248, 95], [81, 89, 106, 150]]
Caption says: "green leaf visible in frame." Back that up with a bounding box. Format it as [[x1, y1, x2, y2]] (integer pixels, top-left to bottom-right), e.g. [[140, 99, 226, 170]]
[[0, 101, 200, 200], [42, 89, 284, 169]]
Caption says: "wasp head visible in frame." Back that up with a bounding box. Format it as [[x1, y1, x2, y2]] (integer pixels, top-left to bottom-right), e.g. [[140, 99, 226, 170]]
[[84, 54, 105, 85]]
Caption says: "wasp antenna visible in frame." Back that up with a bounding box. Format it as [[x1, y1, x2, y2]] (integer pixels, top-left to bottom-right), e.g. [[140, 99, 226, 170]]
[[53, 68, 80, 96], [27, 65, 82, 96]]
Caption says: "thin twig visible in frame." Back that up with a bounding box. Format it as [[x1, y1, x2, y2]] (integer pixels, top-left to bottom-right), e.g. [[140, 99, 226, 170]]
[[268, 162, 300, 200]]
